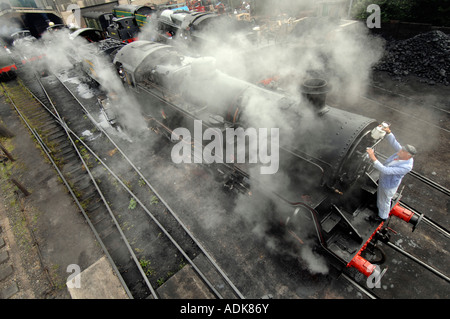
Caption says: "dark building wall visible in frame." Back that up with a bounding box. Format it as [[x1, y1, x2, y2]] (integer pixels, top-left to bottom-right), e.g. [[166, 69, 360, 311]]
[[5, 0, 120, 12], [54, 0, 119, 12]]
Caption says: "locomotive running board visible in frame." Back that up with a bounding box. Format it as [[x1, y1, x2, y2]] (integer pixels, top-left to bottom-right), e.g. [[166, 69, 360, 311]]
[[331, 204, 363, 244]]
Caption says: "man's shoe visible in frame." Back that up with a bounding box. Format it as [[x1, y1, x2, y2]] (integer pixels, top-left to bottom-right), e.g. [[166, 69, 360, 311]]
[[365, 215, 386, 223]]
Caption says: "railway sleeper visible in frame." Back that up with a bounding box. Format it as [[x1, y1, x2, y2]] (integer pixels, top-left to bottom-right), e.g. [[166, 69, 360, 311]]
[[130, 281, 152, 299], [24, 108, 49, 119], [28, 112, 52, 123], [30, 119, 56, 131], [103, 235, 130, 262], [58, 151, 79, 164], [48, 135, 69, 146], [85, 201, 103, 213], [69, 172, 90, 185], [87, 207, 109, 224], [45, 131, 68, 142], [118, 260, 148, 283], [56, 146, 77, 158], [81, 190, 98, 204], [118, 266, 151, 298], [102, 233, 136, 265], [95, 218, 115, 235], [37, 121, 59, 131], [11, 99, 36, 107], [54, 141, 73, 150], [77, 186, 98, 202], [89, 211, 109, 226], [41, 125, 64, 135], [99, 225, 119, 242], [62, 162, 83, 176]]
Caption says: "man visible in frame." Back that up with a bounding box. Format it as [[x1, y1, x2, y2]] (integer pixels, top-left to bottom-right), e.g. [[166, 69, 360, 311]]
[[366, 126, 417, 222]]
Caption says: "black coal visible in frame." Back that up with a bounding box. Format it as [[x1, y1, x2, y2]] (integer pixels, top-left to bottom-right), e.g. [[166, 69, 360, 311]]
[[374, 30, 450, 85]]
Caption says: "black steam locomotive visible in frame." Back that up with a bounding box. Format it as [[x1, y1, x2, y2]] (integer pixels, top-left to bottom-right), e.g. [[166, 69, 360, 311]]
[[89, 40, 417, 277]]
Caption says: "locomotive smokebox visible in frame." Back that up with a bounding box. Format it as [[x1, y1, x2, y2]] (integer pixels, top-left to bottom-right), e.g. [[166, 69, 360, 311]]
[[300, 78, 331, 116]]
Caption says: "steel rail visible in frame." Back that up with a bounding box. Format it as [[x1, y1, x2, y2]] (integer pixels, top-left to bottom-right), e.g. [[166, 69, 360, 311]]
[[56, 75, 245, 299], [384, 241, 450, 283], [407, 170, 450, 197]]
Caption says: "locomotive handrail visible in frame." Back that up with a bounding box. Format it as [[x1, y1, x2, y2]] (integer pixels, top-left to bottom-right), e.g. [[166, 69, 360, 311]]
[[272, 192, 327, 247], [273, 192, 351, 265], [279, 145, 327, 179]]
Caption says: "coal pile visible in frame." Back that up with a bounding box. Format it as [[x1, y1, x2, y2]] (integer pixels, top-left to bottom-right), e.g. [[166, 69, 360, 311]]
[[375, 30, 450, 85]]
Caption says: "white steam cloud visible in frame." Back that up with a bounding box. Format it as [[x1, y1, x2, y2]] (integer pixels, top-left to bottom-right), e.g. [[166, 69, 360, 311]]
[[35, 29, 148, 134]]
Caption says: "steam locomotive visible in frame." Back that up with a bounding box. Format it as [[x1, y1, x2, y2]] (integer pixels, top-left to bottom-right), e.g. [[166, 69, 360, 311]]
[[0, 47, 17, 80], [89, 40, 419, 277]]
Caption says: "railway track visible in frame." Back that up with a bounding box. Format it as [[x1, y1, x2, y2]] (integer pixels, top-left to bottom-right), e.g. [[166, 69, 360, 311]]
[[1, 78, 151, 298], [362, 84, 450, 134], [9, 66, 244, 299], [382, 240, 450, 283], [407, 169, 450, 198], [367, 83, 450, 116]]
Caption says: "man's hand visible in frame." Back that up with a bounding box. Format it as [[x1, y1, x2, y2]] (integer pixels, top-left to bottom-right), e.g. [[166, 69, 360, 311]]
[[380, 125, 391, 134], [366, 148, 377, 162]]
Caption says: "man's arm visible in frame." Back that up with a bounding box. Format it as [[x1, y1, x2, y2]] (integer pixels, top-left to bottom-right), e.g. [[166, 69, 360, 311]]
[[380, 125, 402, 152], [366, 148, 412, 175], [372, 160, 412, 175], [386, 133, 402, 152]]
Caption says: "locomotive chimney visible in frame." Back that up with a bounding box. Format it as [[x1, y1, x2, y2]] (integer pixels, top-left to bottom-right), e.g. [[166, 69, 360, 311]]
[[300, 78, 330, 116]]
